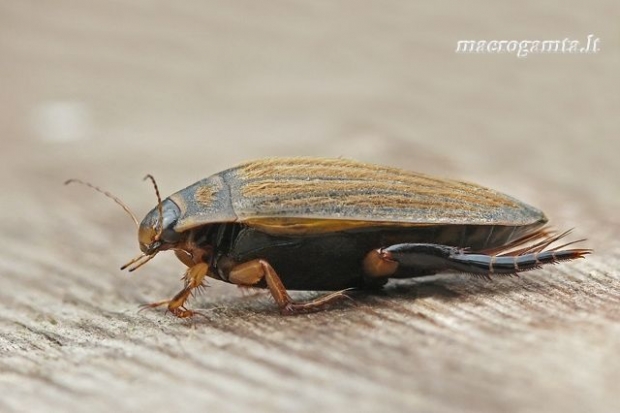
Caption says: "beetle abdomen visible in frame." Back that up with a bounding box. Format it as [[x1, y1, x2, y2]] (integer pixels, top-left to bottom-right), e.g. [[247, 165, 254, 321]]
[[223, 224, 540, 290]]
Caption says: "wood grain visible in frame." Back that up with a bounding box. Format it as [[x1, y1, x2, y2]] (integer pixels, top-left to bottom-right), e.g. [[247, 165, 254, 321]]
[[1, 1, 618, 413]]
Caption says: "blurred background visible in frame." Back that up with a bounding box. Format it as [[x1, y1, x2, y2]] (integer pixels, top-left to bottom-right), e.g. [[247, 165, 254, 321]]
[[2, 1, 617, 218], [0, 2, 618, 413]]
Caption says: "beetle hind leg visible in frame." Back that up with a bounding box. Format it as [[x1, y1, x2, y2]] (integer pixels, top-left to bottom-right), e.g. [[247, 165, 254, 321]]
[[227, 259, 350, 315], [363, 243, 590, 278]]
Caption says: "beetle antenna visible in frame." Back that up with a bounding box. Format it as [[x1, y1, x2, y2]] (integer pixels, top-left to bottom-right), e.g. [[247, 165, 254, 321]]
[[143, 174, 163, 238], [65, 179, 139, 228]]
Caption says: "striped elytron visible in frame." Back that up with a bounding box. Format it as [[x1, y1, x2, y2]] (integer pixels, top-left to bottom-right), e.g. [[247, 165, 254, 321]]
[[68, 157, 590, 317]]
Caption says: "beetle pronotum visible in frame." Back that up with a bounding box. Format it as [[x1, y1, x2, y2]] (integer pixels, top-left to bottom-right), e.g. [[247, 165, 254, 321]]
[[67, 157, 590, 317]]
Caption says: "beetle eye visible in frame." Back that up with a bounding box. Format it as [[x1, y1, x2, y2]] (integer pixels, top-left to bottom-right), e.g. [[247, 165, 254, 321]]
[[161, 227, 181, 243]]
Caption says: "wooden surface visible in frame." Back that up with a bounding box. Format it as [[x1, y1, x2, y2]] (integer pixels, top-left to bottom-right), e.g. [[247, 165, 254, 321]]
[[1, 2, 618, 412]]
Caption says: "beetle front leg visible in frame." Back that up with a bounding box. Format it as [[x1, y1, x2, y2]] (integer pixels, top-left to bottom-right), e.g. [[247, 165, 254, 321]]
[[144, 263, 210, 318], [227, 259, 349, 315]]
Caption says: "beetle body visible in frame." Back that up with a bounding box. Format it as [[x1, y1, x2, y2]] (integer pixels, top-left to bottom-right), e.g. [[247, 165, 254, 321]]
[[121, 157, 588, 317], [183, 223, 536, 291]]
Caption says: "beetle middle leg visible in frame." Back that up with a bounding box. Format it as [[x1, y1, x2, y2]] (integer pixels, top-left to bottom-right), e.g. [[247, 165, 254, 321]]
[[363, 243, 589, 278], [227, 259, 350, 315], [144, 262, 209, 318]]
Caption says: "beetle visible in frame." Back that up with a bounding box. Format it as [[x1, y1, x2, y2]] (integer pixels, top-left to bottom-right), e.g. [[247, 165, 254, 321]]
[[67, 157, 589, 317]]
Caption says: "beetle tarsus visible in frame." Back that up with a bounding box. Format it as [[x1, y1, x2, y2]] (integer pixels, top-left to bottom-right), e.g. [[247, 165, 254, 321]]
[[141, 292, 207, 319], [280, 290, 352, 315]]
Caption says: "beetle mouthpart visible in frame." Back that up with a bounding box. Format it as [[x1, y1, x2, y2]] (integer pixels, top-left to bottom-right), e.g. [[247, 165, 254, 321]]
[[121, 252, 157, 272]]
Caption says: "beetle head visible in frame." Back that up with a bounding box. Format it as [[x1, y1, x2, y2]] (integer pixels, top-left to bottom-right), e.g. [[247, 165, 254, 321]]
[[138, 198, 182, 254], [118, 174, 183, 272]]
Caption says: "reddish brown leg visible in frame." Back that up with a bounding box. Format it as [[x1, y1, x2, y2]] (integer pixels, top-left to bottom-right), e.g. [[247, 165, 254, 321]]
[[228, 259, 350, 315], [143, 263, 209, 318]]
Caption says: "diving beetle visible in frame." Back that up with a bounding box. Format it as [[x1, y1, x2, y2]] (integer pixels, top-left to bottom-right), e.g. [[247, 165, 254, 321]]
[[67, 157, 589, 317]]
